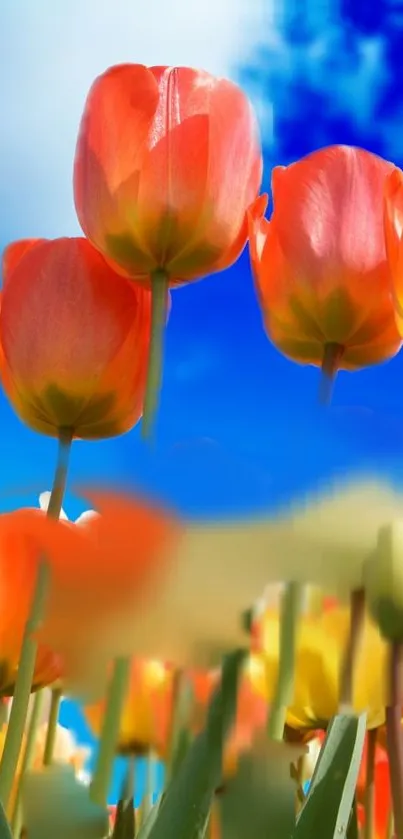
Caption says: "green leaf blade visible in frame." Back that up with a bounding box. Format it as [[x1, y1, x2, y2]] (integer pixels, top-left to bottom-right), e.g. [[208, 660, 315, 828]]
[[293, 713, 367, 839]]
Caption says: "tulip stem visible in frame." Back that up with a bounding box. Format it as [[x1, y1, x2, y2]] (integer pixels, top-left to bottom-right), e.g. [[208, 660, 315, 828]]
[[267, 582, 303, 741], [386, 808, 394, 839], [141, 269, 168, 440], [386, 641, 403, 839], [90, 656, 130, 807], [43, 687, 62, 766], [10, 690, 46, 834], [339, 587, 365, 711], [363, 728, 377, 839], [139, 752, 155, 824], [319, 342, 344, 405], [0, 428, 72, 810]]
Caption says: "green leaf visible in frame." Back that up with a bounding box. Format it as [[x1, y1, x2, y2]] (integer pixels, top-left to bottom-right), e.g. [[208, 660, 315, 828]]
[[21, 766, 109, 839], [219, 737, 300, 839], [293, 714, 367, 839], [135, 801, 161, 839], [0, 800, 12, 839], [146, 649, 246, 839], [346, 797, 359, 839], [111, 798, 135, 839]]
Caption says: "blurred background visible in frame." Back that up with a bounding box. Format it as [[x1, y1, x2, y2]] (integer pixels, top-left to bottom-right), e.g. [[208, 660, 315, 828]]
[[0, 0, 402, 802]]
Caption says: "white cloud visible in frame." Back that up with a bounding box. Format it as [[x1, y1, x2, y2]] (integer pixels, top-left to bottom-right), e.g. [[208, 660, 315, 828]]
[[0, 0, 267, 241]]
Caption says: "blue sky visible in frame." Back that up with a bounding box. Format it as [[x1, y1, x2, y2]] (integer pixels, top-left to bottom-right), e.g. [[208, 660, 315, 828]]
[[2, 0, 403, 803]]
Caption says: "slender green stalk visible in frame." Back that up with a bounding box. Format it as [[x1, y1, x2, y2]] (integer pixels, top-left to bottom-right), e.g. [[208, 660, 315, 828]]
[[0, 428, 72, 810], [89, 656, 130, 807], [386, 642, 403, 839], [140, 752, 155, 823], [141, 269, 168, 440], [319, 342, 344, 406], [386, 808, 394, 839], [267, 582, 303, 741], [339, 588, 366, 711], [363, 728, 377, 839], [165, 669, 193, 784], [112, 758, 136, 838], [42, 687, 62, 766], [10, 691, 45, 835]]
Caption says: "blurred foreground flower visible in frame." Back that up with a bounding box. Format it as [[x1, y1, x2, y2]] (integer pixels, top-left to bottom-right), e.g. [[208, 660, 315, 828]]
[[248, 145, 401, 402], [250, 603, 387, 729], [0, 237, 151, 438], [118, 477, 403, 669], [74, 63, 262, 433], [0, 490, 180, 700], [2, 477, 400, 700], [0, 709, 89, 819]]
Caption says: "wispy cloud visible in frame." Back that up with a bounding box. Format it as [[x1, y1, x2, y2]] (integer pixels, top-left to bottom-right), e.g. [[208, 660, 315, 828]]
[[0, 0, 267, 242]]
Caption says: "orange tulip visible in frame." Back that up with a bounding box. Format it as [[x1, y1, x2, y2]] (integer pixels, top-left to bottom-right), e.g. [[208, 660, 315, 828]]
[[74, 63, 262, 434], [74, 64, 262, 284], [384, 166, 403, 336], [85, 659, 173, 756], [0, 237, 151, 439], [0, 491, 180, 699], [248, 146, 401, 402]]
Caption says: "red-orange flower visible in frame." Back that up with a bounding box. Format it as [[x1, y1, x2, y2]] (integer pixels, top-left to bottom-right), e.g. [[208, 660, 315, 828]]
[[384, 166, 403, 337], [0, 491, 181, 699], [0, 508, 64, 695], [357, 739, 391, 839], [74, 64, 262, 284], [0, 237, 151, 438], [248, 146, 401, 400]]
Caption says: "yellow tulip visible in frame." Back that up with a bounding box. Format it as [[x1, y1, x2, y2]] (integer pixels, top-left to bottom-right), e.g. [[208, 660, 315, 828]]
[[249, 605, 387, 731]]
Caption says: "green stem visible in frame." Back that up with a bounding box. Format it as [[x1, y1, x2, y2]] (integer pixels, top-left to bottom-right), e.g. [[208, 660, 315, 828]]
[[0, 428, 72, 810], [386, 642, 403, 839], [165, 669, 192, 784], [89, 656, 130, 807], [386, 808, 394, 839], [42, 687, 62, 766], [319, 342, 344, 406], [141, 269, 168, 440], [363, 728, 377, 839], [141, 752, 155, 822], [10, 691, 45, 835], [113, 758, 136, 838], [267, 582, 303, 741], [339, 588, 366, 711]]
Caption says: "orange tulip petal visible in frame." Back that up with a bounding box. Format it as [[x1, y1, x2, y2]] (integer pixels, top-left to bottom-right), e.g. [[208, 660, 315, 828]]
[[0, 237, 151, 437], [2, 239, 45, 285], [74, 63, 262, 281], [384, 166, 403, 329], [249, 145, 401, 369], [74, 63, 161, 271], [32, 489, 183, 689]]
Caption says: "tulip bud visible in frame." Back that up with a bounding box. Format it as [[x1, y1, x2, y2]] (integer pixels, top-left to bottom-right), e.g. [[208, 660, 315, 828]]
[[363, 522, 403, 641]]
